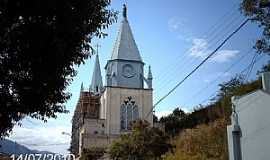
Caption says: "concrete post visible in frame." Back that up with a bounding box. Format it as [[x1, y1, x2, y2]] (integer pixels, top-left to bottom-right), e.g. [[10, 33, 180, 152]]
[[231, 98, 242, 160]]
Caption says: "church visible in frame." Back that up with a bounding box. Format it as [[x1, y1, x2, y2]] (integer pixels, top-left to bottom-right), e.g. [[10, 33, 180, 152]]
[[70, 5, 153, 156]]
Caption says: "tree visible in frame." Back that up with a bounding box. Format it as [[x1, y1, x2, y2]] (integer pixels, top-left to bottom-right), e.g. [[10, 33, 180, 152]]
[[153, 114, 158, 123], [159, 108, 187, 136], [241, 0, 270, 54], [260, 60, 270, 72], [80, 147, 106, 160], [0, 0, 117, 137], [109, 120, 173, 160]]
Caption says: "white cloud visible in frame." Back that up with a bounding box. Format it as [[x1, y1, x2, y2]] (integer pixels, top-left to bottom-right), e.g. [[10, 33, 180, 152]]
[[203, 71, 231, 83], [155, 110, 172, 119], [177, 35, 193, 42], [188, 38, 239, 63], [168, 17, 186, 32], [189, 38, 208, 58], [8, 125, 71, 154], [168, 17, 193, 42], [180, 107, 190, 113], [211, 50, 239, 63]]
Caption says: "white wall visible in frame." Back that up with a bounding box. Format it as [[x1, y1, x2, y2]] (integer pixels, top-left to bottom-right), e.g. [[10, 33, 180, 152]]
[[228, 90, 270, 160]]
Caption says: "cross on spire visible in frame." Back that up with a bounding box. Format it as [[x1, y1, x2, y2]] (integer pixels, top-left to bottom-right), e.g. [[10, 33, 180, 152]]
[[95, 44, 101, 55], [123, 4, 127, 19]]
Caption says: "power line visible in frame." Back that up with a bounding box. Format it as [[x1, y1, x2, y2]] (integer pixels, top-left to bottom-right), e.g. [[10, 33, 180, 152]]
[[146, 18, 250, 118], [198, 91, 218, 106], [156, 18, 249, 109], [160, 12, 242, 77], [154, 7, 242, 88], [155, 16, 245, 96], [197, 53, 266, 106], [154, 2, 240, 79], [182, 47, 254, 106], [154, 17, 245, 95], [201, 2, 240, 37], [244, 53, 259, 81]]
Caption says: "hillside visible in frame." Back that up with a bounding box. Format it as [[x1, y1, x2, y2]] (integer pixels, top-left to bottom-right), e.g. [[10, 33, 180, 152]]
[[163, 119, 228, 160], [161, 63, 270, 160], [0, 139, 54, 156]]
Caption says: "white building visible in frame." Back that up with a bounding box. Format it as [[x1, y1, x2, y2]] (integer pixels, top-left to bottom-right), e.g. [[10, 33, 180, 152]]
[[227, 72, 270, 160], [71, 4, 153, 156]]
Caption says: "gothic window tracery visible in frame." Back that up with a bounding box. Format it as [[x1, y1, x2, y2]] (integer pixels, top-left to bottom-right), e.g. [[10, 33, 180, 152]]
[[120, 104, 127, 130], [120, 96, 139, 130]]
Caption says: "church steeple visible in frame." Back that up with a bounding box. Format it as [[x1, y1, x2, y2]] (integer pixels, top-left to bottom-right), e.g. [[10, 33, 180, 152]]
[[105, 4, 145, 89], [90, 53, 103, 94], [110, 4, 142, 62]]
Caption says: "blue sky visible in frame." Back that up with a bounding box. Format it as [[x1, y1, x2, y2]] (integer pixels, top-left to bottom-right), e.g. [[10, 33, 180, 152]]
[[9, 0, 270, 154]]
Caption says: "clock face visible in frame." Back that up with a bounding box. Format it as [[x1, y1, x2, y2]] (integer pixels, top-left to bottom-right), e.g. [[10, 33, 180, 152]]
[[122, 64, 135, 78]]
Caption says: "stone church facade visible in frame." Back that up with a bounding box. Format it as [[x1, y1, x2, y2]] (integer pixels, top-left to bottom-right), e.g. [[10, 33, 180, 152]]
[[70, 5, 153, 157]]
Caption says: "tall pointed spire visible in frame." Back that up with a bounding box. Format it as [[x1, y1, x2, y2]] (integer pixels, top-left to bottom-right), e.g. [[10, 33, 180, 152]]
[[148, 66, 153, 80], [80, 82, 84, 97], [147, 66, 153, 89], [80, 82, 84, 92], [90, 53, 103, 94], [110, 4, 142, 61]]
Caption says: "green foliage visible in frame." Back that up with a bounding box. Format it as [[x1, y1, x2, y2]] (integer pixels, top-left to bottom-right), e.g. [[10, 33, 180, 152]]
[[159, 108, 187, 137], [153, 114, 159, 123], [109, 120, 173, 160], [241, 0, 270, 54], [79, 147, 105, 160], [260, 60, 270, 72], [215, 75, 262, 119], [163, 119, 229, 160], [162, 63, 270, 159], [160, 73, 263, 138], [0, 0, 117, 137]]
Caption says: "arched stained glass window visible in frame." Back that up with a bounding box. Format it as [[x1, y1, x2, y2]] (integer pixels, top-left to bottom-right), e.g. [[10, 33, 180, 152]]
[[120, 97, 139, 130], [127, 103, 133, 130], [120, 104, 127, 130], [133, 105, 139, 120]]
